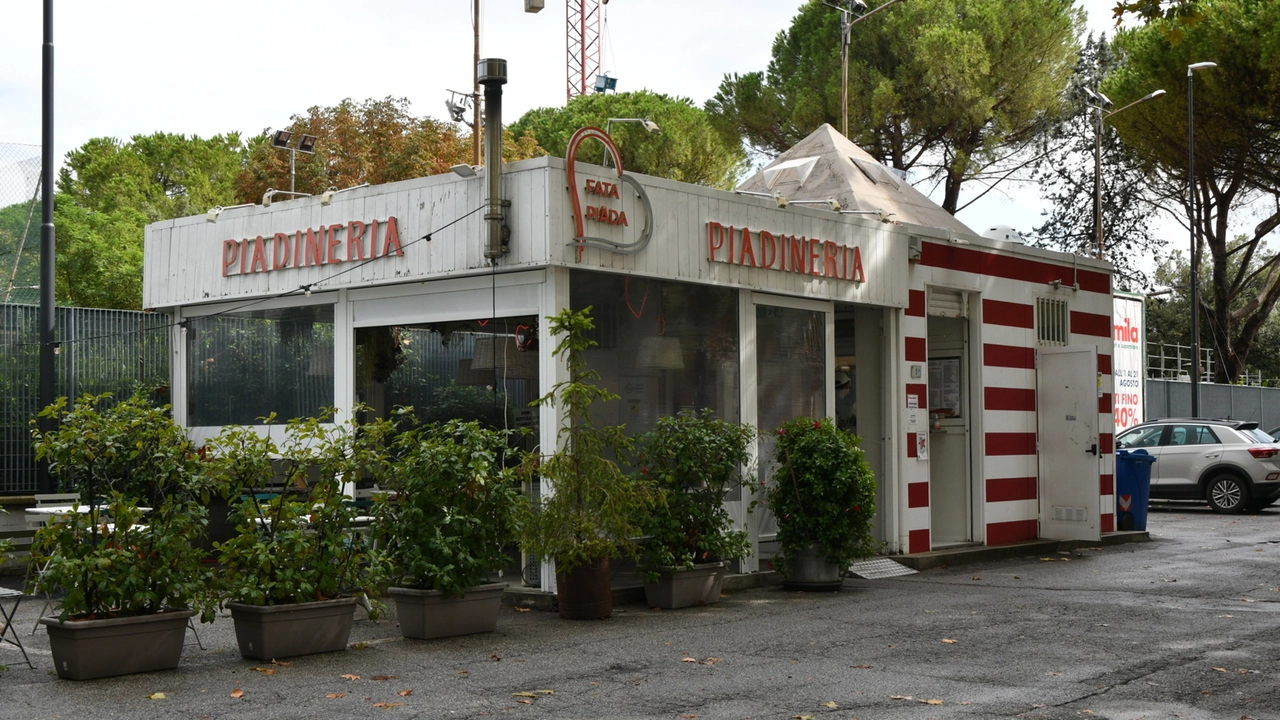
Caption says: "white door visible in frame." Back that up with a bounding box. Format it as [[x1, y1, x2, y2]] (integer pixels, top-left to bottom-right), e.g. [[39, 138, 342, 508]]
[[1037, 346, 1102, 542]]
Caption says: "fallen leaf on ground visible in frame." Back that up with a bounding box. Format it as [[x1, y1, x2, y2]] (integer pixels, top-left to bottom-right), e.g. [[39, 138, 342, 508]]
[[681, 657, 698, 663], [535, 690, 554, 695], [341, 674, 361, 681], [941, 638, 958, 644], [511, 692, 539, 698], [971, 577, 981, 580], [701, 657, 722, 665], [230, 689, 244, 699], [1213, 667, 1227, 672], [251, 668, 279, 675], [1040, 557, 1055, 562], [270, 659, 292, 666], [590, 681, 600, 686], [516, 698, 533, 705], [821, 701, 838, 708], [514, 607, 530, 612], [1031, 703, 1045, 708], [371, 675, 398, 681], [890, 695, 913, 700], [679, 715, 698, 719], [458, 671, 469, 675], [398, 689, 413, 696], [1219, 615, 1235, 618], [144, 692, 165, 700], [1202, 690, 1212, 695], [372, 702, 402, 709], [490, 654, 501, 661], [791, 715, 814, 720], [351, 642, 369, 649], [326, 693, 346, 699], [920, 698, 943, 705], [851, 664, 872, 669]]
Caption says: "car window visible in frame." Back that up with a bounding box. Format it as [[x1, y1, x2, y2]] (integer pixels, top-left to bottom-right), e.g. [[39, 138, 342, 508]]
[[1117, 426, 1163, 449], [1242, 427, 1276, 443], [1165, 425, 1219, 446]]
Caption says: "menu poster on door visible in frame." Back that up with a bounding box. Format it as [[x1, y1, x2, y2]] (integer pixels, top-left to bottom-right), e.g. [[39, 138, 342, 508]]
[[928, 357, 961, 418], [1112, 295, 1144, 432]]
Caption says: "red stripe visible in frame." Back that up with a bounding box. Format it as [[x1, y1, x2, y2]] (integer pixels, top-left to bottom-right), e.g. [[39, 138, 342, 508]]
[[905, 337, 927, 362], [1100, 433, 1113, 454], [987, 519, 1038, 545], [919, 241, 1110, 294], [1099, 392, 1112, 413], [907, 289, 926, 317], [986, 432, 1037, 456], [909, 529, 930, 554], [906, 383, 927, 406], [1071, 311, 1111, 338], [907, 482, 929, 508], [987, 476, 1037, 502], [907, 432, 918, 459], [984, 343, 1035, 369], [1101, 513, 1114, 533], [1098, 353, 1112, 374], [983, 299, 1034, 329], [985, 387, 1036, 411], [1100, 473, 1114, 495]]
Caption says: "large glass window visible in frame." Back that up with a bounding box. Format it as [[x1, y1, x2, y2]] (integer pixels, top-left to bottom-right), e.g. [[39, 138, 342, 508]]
[[186, 304, 334, 426], [354, 317, 539, 438], [570, 270, 740, 433]]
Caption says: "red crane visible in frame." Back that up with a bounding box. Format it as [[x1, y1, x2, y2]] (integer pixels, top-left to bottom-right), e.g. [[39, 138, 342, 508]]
[[566, 0, 605, 100]]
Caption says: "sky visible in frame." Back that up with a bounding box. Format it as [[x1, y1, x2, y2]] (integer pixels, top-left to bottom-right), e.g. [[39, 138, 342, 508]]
[[0, 0, 1126, 237]]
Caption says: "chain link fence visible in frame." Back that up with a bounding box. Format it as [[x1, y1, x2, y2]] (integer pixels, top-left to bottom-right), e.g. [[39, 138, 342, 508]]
[[1, 142, 43, 305]]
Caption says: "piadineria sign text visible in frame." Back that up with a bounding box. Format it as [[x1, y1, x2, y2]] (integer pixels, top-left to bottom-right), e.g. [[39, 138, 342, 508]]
[[706, 221, 865, 282], [221, 216, 404, 277]]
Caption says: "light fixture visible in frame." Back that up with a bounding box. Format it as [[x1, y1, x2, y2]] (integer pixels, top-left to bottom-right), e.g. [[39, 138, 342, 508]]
[[297, 134, 317, 153], [271, 130, 292, 149], [789, 198, 843, 212], [261, 188, 311, 207], [450, 163, 478, 178], [830, 0, 907, 136], [1086, 85, 1166, 259], [602, 118, 662, 166], [775, 192, 788, 208], [319, 183, 370, 206], [205, 203, 255, 222], [269, 129, 318, 193]]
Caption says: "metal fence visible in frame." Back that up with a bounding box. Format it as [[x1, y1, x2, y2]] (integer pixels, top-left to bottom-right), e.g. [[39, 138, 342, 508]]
[[1147, 379, 1280, 431], [1, 303, 171, 493]]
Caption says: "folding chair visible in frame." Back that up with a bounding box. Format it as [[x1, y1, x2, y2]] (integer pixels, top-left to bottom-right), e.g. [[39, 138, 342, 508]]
[[0, 587, 35, 669]]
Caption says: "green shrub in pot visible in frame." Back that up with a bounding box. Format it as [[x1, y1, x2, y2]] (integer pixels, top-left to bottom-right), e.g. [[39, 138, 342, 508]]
[[764, 417, 877, 577], [635, 409, 753, 585]]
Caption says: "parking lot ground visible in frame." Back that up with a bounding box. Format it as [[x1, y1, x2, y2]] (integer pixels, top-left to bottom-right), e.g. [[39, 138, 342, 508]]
[[1, 505, 1278, 720]]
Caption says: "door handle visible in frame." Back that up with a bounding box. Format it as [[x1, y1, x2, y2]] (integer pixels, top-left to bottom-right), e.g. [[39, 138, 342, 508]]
[[1086, 443, 1098, 456]]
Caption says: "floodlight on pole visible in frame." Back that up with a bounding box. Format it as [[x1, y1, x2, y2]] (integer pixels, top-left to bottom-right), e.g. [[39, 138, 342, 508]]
[[269, 130, 317, 193], [1188, 61, 1217, 417], [1084, 86, 1165, 259], [830, 0, 907, 138], [602, 117, 660, 166]]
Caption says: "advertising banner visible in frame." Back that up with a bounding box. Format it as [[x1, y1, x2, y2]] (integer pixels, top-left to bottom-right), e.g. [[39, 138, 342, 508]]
[[1113, 295, 1144, 432]]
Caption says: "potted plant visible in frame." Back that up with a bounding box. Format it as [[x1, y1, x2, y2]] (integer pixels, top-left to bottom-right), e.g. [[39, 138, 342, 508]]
[[374, 417, 523, 639], [635, 409, 753, 609], [763, 417, 877, 590], [518, 307, 655, 620], [208, 410, 391, 660], [30, 392, 217, 680]]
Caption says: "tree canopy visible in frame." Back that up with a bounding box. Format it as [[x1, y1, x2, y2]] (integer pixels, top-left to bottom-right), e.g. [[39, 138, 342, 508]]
[[509, 90, 747, 191], [706, 0, 1083, 213], [1105, 0, 1280, 382], [234, 96, 545, 203]]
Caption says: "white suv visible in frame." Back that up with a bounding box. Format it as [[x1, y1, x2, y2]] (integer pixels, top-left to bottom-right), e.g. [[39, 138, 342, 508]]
[[1115, 419, 1280, 514]]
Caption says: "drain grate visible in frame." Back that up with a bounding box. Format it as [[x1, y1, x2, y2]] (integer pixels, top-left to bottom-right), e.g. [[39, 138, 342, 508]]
[[847, 558, 918, 580]]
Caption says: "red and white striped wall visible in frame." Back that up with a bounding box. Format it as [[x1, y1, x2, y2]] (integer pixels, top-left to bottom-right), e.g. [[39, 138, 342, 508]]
[[895, 237, 1114, 554]]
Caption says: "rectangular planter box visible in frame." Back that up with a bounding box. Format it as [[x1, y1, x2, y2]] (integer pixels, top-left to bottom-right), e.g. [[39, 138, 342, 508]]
[[643, 561, 727, 609], [388, 582, 505, 639], [227, 597, 356, 660], [41, 609, 195, 681]]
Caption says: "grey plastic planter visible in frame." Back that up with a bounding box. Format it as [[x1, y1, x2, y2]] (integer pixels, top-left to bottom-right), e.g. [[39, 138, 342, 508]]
[[227, 597, 357, 660], [388, 582, 505, 639], [643, 561, 728, 609], [40, 609, 195, 680], [782, 545, 843, 591]]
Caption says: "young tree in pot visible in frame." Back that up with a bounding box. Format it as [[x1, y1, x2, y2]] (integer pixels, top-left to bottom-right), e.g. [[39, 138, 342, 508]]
[[209, 410, 392, 660], [635, 409, 753, 609], [517, 307, 656, 620], [30, 392, 217, 680], [374, 417, 524, 639], [764, 417, 877, 590]]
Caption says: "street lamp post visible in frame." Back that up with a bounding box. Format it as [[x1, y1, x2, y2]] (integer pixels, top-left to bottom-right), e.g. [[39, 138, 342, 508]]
[[1187, 61, 1217, 417], [833, 0, 906, 138], [1083, 87, 1166, 259]]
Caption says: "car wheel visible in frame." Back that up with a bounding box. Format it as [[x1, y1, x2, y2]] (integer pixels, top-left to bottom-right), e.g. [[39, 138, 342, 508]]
[[1206, 475, 1250, 514]]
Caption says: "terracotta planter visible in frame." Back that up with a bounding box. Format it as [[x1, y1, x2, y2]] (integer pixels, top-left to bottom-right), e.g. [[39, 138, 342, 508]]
[[556, 556, 612, 620], [40, 609, 195, 680], [227, 597, 356, 660], [782, 545, 843, 591], [388, 583, 505, 639], [643, 561, 727, 609]]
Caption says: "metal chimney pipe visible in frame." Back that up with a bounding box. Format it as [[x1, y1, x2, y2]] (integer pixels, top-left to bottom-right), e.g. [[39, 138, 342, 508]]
[[478, 58, 508, 260]]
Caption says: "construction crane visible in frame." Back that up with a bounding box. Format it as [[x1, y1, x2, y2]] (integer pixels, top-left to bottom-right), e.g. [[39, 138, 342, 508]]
[[528, 0, 609, 101]]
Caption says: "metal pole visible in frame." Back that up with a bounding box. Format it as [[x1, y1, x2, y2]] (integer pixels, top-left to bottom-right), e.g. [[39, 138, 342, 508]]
[[841, 14, 849, 137], [1094, 106, 1103, 258], [38, 0, 56, 493], [473, 0, 481, 166], [288, 147, 296, 193], [479, 58, 507, 260], [1188, 67, 1199, 417]]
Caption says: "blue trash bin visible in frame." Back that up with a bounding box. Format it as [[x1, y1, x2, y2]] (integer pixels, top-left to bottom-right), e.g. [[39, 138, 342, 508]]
[[1115, 449, 1156, 531]]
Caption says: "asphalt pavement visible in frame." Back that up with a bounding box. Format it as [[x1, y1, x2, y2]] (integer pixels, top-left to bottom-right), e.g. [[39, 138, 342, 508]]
[[2, 503, 1278, 720]]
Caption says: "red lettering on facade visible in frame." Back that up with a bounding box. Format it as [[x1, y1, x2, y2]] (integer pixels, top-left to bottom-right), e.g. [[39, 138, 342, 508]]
[[304, 228, 324, 266], [790, 236, 805, 274], [347, 221, 366, 261], [250, 235, 268, 273], [850, 246, 865, 282], [760, 231, 777, 268], [823, 241, 838, 278], [739, 228, 757, 267], [1113, 318, 1139, 343], [272, 233, 291, 270], [381, 216, 403, 257], [584, 179, 621, 198], [704, 221, 867, 285], [221, 240, 239, 277], [708, 221, 724, 261], [327, 224, 344, 264]]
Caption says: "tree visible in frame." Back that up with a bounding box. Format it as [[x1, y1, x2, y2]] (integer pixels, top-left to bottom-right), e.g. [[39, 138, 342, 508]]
[[234, 97, 545, 203], [508, 90, 747, 191], [1106, 0, 1280, 383], [707, 0, 1083, 213], [0, 198, 42, 303], [54, 132, 246, 309], [1031, 34, 1166, 290]]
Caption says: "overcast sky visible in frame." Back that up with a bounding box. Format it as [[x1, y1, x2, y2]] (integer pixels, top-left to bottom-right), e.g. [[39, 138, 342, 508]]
[[1, 0, 1124, 236]]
